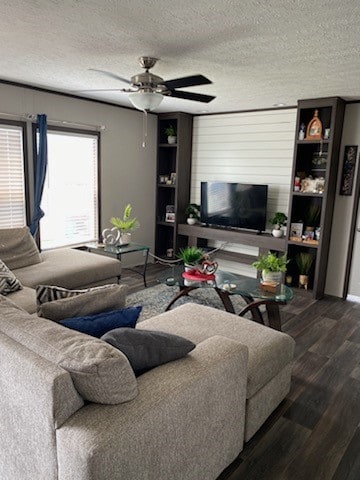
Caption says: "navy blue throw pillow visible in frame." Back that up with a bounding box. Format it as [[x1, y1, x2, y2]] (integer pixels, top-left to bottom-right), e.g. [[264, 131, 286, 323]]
[[59, 306, 142, 338]]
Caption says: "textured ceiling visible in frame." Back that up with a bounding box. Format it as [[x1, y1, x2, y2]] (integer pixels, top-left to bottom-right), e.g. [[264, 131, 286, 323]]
[[0, 0, 359, 114]]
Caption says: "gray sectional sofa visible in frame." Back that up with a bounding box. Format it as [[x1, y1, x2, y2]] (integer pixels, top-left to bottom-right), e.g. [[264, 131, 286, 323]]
[[0, 227, 295, 480], [0, 227, 122, 312]]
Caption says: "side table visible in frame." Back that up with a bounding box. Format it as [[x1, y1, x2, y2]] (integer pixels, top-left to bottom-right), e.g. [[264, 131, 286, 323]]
[[82, 243, 150, 287]]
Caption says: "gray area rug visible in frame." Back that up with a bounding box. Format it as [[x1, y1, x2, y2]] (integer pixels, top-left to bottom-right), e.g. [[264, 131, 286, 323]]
[[126, 283, 248, 322]]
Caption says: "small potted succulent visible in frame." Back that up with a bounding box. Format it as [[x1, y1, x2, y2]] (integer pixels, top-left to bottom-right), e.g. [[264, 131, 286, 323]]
[[269, 212, 287, 238], [110, 204, 140, 245], [252, 251, 289, 283], [165, 124, 177, 144], [185, 203, 201, 225]]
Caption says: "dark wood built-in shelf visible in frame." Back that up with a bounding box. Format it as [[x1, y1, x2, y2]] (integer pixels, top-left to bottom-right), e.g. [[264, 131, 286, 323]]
[[286, 97, 345, 299]]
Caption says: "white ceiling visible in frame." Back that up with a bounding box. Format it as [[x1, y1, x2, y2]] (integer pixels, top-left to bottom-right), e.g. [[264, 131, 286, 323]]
[[0, 0, 359, 114]]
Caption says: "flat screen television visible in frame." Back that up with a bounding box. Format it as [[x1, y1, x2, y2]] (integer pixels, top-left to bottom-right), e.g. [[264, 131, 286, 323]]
[[200, 182, 268, 232]]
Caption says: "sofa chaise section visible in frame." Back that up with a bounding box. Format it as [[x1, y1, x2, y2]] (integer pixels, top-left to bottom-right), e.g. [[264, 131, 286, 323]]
[[14, 247, 121, 289], [138, 303, 295, 441]]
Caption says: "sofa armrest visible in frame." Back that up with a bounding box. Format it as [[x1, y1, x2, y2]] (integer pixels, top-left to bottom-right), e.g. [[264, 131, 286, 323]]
[[56, 335, 249, 480]]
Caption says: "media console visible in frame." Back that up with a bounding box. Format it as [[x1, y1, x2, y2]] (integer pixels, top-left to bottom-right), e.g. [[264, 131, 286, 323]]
[[178, 223, 286, 266]]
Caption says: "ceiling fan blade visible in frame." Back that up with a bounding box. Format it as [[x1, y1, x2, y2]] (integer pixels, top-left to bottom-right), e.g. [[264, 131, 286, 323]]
[[73, 88, 126, 92], [88, 68, 132, 85], [164, 74, 212, 89], [169, 90, 215, 103]]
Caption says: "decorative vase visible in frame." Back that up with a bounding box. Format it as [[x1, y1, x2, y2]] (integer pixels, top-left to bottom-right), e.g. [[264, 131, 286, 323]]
[[167, 135, 177, 145], [262, 270, 282, 284], [299, 274, 309, 290], [119, 232, 131, 246], [272, 228, 283, 238], [187, 217, 197, 225]]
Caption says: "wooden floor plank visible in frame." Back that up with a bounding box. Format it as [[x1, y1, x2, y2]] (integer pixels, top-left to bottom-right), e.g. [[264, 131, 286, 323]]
[[331, 427, 360, 480], [282, 377, 360, 480]]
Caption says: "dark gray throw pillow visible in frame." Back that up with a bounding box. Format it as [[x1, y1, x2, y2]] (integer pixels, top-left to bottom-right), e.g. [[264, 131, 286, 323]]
[[101, 328, 196, 374]]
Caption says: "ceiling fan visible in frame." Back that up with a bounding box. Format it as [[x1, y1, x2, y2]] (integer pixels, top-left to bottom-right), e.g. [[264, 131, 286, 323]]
[[81, 56, 215, 111]]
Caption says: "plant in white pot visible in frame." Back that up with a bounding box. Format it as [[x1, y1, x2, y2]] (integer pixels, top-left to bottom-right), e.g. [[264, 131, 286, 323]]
[[269, 212, 287, 238], [165, 125, 177, 144], [296, 252, 314, 290], [185, 203, 201, 225], [252, 251, 289, 283], [177, 246, 205, 271], [110, 204, 140, 246]]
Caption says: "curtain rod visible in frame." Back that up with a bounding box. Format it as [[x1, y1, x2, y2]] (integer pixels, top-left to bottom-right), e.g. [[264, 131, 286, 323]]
[[0, 111, 106, 131]]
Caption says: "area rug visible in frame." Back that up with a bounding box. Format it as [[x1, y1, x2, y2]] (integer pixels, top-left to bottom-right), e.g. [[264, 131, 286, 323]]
[[126, 283, 248, 322]]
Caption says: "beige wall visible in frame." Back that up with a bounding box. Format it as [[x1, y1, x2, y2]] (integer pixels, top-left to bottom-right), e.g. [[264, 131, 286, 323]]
[[326, 103, 360, 297], [0, 83, 157, 266]]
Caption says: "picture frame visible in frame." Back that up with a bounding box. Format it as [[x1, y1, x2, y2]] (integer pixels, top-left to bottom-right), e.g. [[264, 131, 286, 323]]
[[289, 222, 303, 241], [340, 145, 358, 196], [165, 212, 175, 223]]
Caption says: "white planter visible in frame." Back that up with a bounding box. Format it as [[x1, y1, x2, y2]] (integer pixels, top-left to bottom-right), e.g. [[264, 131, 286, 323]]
[[187, 217, 197, 225], [167, 135, 177, 144], [262, 270, 282, 283], [272, 228, 283, 238], [119, 232, 131, 246]]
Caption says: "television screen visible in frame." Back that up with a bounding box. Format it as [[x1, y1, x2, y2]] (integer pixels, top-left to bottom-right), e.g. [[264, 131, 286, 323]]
[[200, 182, 268, 232]]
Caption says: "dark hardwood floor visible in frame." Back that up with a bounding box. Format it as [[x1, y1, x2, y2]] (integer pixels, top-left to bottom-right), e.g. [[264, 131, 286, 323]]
[[122, 264, 360, 480]]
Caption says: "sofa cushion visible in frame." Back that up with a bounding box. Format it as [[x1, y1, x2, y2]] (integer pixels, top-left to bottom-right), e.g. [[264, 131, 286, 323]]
[[14, 247, 122, 289], [0, 295, 138, 404], [60, 306, 142, 337], [36, 284, 128, 320], [5, 286, 37, 313], [0, 226, 42, 270], [0, 259, 22, 295], [102, 328, 196, 374], [138, 303, 295, 398]]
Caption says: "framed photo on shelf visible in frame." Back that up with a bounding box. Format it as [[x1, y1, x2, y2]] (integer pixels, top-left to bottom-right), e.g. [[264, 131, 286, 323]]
[[290, 222, 303, 241], [165, 212, 175, 223]]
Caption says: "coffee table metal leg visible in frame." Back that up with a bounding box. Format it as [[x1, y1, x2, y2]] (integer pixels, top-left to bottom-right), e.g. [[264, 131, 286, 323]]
[[164, 286, 199, 311], [214, 289, 236, 314]]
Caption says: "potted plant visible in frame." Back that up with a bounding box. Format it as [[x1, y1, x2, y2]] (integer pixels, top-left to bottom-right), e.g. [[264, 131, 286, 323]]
[[295, 252, 314, 290], [165, 125, 177, 144], [185, 203, 201, 225], [252, 251, 288, 283], [269, 212, 287, 238], [110, 204, 140, 245], [177, 246, 205, 271]]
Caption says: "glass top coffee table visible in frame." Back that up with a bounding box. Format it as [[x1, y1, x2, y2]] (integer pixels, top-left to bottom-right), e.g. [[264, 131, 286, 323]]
[[158, 266, 293, 331]]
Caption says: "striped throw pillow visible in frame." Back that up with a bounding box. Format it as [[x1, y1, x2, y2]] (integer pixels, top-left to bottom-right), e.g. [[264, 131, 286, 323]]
[[0, 260, 23, 295], [36, 284, 115, 306]]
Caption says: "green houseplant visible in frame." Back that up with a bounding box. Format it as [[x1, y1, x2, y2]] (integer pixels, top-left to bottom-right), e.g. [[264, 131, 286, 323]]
[[269, 212, 288, 238], [165, 124, 177, 144], [185, 203, 201, 225], [177, 246, 205, 267], [252, 251, 288, 282], [110, 204, 140, 245]]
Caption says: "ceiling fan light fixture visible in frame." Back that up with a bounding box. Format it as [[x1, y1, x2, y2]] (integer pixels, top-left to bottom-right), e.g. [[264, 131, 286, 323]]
[[129, 91, 163, 112]]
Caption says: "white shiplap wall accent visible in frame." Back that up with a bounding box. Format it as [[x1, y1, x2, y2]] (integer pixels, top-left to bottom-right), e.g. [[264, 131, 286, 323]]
[[191, 109, 297, 275]]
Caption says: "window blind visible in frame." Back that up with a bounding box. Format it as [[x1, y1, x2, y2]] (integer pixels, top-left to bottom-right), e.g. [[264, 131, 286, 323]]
[[0, 124, 26, 228]]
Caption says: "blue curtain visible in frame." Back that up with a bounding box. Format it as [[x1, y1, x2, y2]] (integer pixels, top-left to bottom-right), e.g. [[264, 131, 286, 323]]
[[29, 114, 48, 237]]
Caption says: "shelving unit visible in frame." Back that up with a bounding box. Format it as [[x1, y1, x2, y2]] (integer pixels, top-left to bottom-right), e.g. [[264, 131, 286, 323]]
[[155, 113, 193, 258], [286, 97, 345, 298]]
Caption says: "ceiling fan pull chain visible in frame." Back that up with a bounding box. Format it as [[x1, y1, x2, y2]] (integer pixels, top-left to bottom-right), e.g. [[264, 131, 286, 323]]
[[142, 110, 148, 148]]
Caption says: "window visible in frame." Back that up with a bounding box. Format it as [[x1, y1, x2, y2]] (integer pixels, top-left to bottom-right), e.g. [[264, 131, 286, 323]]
[[0, 123, 27, 228], [39, 129, 99, 249]]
